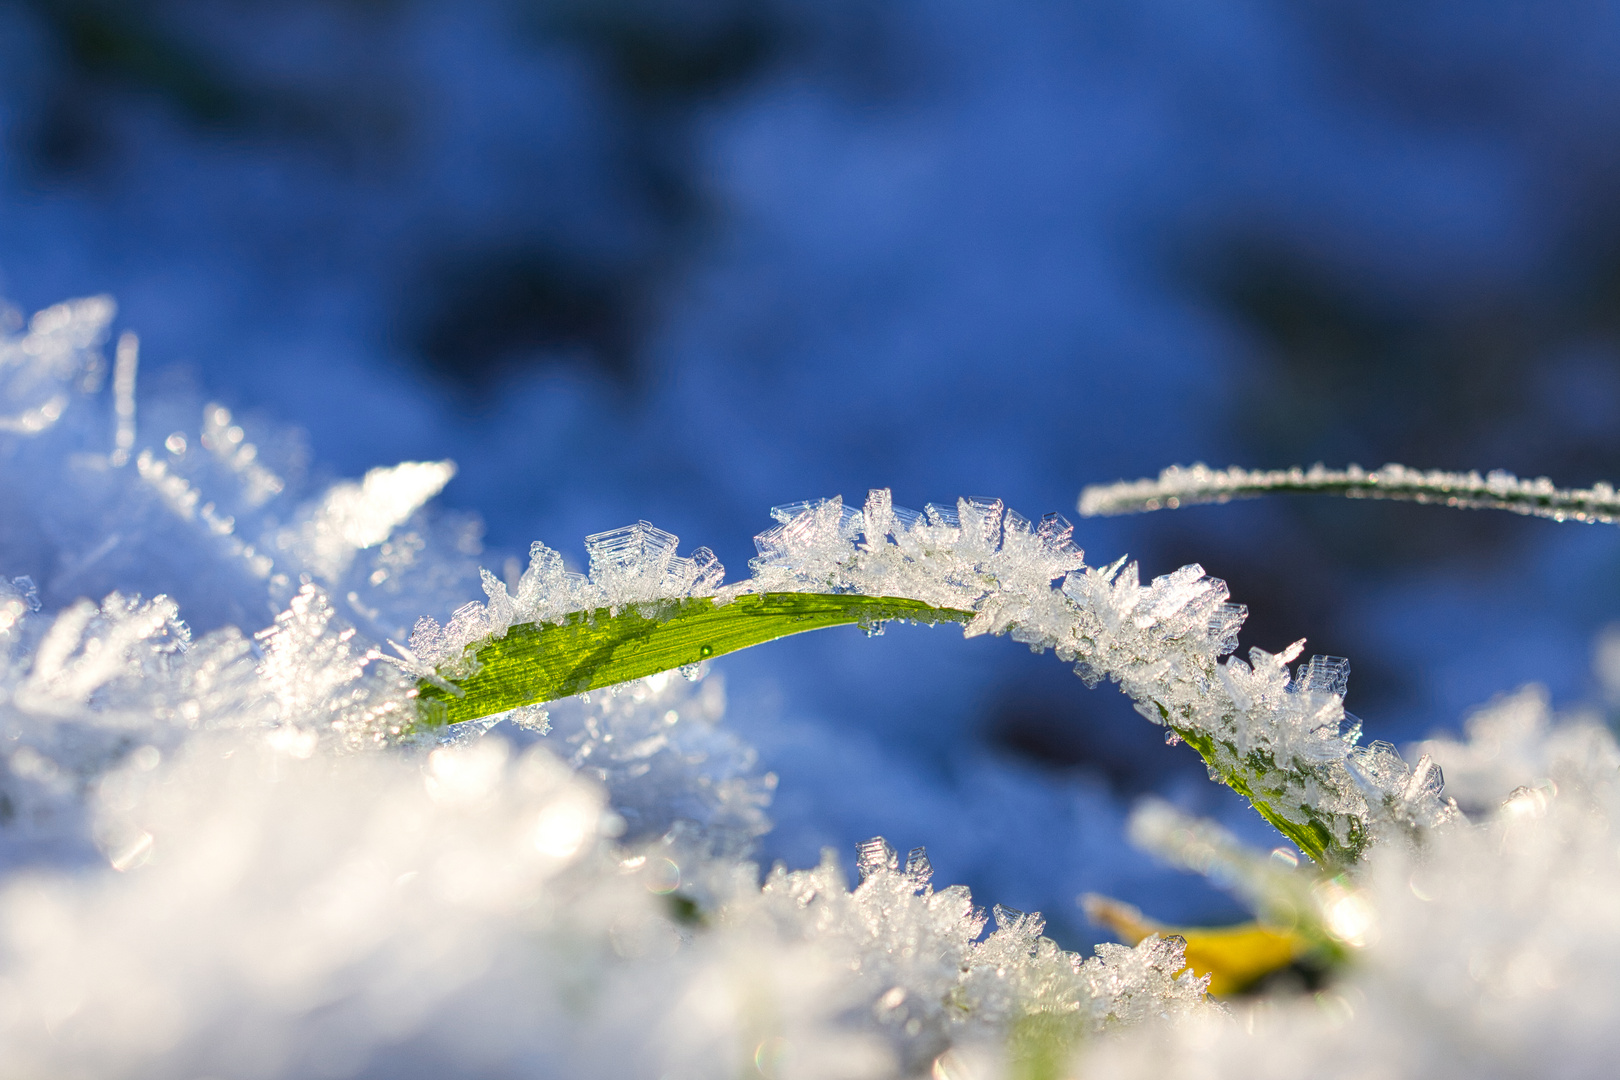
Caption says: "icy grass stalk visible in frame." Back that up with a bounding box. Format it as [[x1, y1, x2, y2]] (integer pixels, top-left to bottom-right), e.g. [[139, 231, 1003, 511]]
[[410, 492, 1456, 868], [1078, 461, 1620, 524]]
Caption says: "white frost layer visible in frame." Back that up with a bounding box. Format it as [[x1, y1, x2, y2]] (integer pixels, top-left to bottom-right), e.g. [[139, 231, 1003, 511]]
[[4, 736, 1213, 1078]]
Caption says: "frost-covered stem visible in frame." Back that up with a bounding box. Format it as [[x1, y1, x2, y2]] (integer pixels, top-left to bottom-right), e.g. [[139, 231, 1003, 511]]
[[410, 491, 1456, 870], [416, 593, 1360, 865], [1079, 462, 1620, 525], [1074, 630, 1372, 869], [1158, 714, 1358, 865]]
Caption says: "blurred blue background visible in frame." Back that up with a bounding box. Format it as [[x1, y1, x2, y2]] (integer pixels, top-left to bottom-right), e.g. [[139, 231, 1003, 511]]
[[5, 0, 1620, 944]]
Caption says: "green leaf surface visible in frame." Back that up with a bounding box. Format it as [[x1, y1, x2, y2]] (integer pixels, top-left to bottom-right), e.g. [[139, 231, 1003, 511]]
[[415, 592, 973, 727], [412, 588, 1363, 868]]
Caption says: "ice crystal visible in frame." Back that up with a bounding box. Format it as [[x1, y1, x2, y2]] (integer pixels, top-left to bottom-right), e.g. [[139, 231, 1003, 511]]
[[586, 521, 726, 606], [283, 460, 457, 580], [744, 840, 1212, 1075]]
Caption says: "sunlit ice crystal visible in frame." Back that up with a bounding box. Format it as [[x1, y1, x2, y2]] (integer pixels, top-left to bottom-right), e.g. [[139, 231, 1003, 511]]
[[1295, 655, 1351, 698], [588, 519, 679, 577], [857, 836, 900, 880], [407, 518, 727, 669], [904, 846, 933, 886], [280, 461, 456, 581], [585, 520, 725, 608]]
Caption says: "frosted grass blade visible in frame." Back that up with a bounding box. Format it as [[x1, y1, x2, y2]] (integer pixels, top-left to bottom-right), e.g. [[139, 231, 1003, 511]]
[[1079, 462, 1620, 524], [415, 592, 972, 727], [405, 488, 1461, 869]]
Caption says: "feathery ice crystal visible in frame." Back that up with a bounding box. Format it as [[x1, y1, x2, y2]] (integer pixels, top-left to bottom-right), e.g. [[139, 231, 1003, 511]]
[[2, 295, 1618, 1078]]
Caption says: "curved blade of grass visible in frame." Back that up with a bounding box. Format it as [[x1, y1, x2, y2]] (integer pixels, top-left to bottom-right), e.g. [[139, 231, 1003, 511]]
[[412, 589, 1360, 865], [414, 592, 973, 728], [1079, 462, 1620, 525], [412, 584, 1381, 866]]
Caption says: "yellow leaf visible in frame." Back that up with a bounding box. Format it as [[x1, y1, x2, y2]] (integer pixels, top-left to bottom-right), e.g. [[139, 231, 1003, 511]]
[[1081, 894, 1305, 996]]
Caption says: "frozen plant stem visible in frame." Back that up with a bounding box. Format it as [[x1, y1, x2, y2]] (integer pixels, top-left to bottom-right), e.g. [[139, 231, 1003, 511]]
[[1079, 462, 1620, 524], [411, 491, 1454, 870]]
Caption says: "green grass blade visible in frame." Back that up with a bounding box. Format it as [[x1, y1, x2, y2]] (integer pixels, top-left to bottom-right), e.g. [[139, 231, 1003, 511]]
[[411, 587, 1365, 865], [409, 576, 1382, 867], [414, 592, 972, 727]]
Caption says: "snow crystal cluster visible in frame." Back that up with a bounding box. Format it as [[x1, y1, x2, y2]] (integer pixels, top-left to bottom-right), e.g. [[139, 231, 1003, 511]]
[[404, 519, 726, 676]]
